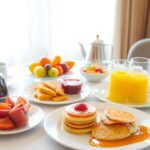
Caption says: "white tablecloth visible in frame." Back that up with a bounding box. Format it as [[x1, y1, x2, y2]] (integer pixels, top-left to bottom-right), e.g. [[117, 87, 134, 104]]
[[0, 63, 150, 150]]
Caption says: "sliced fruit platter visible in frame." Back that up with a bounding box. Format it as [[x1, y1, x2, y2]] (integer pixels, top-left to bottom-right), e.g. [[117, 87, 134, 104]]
[[29, 56, 75, 78], [82, 64, 107, 74], [0, 96, 30, 130]]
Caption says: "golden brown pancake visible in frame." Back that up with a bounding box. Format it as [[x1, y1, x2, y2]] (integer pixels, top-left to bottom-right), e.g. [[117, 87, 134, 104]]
[[92, 122, 131, 140], [62, 103, 97, 134], [104, 108, 135, 123], [100, 114, 118, 125], [63, 122, 92, 134], [64, 119, 95, 129], [65, 103, 96, 117], [63, 111, 97, 123], [63, 118, 95, 125]]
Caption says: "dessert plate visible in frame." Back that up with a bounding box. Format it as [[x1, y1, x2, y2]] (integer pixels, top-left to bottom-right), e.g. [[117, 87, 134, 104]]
[[23, 80, 90, 105], [93, 83, 150, 108], [44, 102, 150, 150], [0, 104, 44, 135]]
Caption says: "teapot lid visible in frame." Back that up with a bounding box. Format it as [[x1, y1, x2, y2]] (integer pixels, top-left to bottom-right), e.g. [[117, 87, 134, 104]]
[[92, 34, 103, 45]]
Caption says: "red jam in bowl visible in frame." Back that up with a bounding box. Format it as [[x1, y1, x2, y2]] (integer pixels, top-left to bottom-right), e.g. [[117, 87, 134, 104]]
[[61, 79, 82, 95]]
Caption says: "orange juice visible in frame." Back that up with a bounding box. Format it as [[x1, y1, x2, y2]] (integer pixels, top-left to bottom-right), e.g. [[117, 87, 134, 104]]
[[128, 73, 148, 104], [108, 70, 129, 104], [108, 70, 149, 104]]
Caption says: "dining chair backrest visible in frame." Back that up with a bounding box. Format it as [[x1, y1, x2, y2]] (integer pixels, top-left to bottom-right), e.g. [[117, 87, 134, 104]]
[[127, 38, 150, 60]]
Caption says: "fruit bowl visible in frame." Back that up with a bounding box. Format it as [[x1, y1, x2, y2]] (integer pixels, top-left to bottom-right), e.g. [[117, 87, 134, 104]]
[[80, 66, 108, 82], [29, 56, 75, 78]]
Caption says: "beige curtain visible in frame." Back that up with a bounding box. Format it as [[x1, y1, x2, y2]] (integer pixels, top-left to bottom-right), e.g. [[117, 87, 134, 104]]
[[113, 0, 150, 59]]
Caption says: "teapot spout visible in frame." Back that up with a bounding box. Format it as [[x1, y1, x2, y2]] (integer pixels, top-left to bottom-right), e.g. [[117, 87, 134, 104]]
[[78, 42, 86, 58]]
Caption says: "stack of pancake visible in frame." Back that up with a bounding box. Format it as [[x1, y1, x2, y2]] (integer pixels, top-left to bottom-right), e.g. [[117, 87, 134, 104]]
[[92, 108, 138, 141], [62, 103, 97, 134]]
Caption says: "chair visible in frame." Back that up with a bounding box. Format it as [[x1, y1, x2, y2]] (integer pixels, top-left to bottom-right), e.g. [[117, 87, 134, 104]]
[[127, 38, 150, 60]]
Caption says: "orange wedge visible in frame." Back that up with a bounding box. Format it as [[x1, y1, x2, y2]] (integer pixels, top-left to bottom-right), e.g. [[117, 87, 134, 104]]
[[15, 96, 27, 105], [65, 61, 75, 69], [51, 56, 61, 66]]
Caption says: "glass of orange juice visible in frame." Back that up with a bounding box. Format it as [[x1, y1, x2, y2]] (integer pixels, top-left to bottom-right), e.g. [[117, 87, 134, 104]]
[[129, 57, 150, 104], [108, 59, 130, 104], [108, 58, 149, 105]]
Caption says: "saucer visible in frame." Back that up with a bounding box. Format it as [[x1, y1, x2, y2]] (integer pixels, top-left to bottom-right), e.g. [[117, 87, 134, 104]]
[[93, 83, 150, 108]]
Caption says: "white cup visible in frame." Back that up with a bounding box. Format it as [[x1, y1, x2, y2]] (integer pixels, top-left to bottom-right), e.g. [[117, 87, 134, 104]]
[[0, 62, 7, 78]]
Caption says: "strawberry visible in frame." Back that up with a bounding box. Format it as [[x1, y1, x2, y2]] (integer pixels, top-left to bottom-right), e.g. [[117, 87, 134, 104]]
[[5, 97, 15, 108], [0, 117, 14, 130], [95, 68, 103, 73], [9, 107, 28, 127], [74, 103, 88, 111]]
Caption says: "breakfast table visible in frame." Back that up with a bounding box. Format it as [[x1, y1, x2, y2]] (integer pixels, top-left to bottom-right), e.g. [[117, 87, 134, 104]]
[[0, 61, 150, 150]]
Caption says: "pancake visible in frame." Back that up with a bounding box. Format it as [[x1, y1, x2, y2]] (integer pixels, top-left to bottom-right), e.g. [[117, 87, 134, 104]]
[[64, 119, 95, 128], [63, 103, 97, 134], [63, 118, 95, 124], [100, 114, 118, 125], [65, 103, 96, 117], [63, 122, 92, 134], [104, 108, 135, 123], [63, 111, 97, 123], [92, 122, 132, 141]]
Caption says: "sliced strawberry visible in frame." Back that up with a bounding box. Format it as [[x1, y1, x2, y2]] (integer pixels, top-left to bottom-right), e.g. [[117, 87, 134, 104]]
[[15, 96, 27, 106], [5, 97, 15, 108], [0, 103, 11, 110], [0, 109, 10, 118], [12, 103, 23, 110], [0, 117, 15, 130], [9, 107, 28, 127]]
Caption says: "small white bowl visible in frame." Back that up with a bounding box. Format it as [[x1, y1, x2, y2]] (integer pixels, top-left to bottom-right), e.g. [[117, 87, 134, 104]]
[[80, 68, 108, 82]]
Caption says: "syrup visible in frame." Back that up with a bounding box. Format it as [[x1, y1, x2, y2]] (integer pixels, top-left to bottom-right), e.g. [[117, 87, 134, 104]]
[[89, 126, 150, 147]]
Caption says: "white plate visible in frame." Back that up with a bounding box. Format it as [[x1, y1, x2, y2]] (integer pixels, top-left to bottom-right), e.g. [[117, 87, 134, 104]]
[[23, 80, 90, 105], [93, 83, 150, 108], [44, 102, 150, 150], [0, 104, 44, 135]]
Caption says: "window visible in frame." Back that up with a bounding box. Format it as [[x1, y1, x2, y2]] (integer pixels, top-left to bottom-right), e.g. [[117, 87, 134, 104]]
[[50, 0, 116, 60], [0, 0, 116, 65]]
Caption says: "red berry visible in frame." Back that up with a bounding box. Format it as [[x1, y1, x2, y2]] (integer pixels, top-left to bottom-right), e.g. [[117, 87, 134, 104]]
[[95, 68, 103, 73], [59, 63, 69, 74], [74, 103, 88, 111]]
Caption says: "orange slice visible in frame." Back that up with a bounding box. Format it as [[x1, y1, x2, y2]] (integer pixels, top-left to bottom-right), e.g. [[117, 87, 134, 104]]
[[65, 61, 75, 69], [51, 56, 61, 66]]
